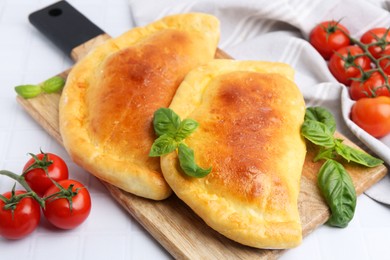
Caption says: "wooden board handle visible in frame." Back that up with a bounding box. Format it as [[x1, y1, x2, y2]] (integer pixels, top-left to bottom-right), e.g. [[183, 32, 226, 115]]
[[29, 1, 105, 57]]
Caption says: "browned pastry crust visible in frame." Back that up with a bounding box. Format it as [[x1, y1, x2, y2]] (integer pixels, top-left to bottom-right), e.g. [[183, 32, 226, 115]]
[[59, 13, 220, 200], [161, 60, 306, 248]]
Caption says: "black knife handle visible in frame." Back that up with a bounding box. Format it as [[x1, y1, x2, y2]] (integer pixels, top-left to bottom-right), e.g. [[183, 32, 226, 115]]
[[29, 0, 105, 57]]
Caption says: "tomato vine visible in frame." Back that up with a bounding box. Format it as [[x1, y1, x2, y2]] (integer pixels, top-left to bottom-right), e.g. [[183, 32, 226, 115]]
[[310, 21, 390, 138], [0, 151, 91, 239]]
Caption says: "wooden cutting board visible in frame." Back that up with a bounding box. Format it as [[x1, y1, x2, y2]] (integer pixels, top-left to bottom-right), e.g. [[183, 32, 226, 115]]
[[17, 34, 387, 259]]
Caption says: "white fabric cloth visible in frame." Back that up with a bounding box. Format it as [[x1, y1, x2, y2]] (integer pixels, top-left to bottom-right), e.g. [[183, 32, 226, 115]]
[[129, 0, 390, 202]]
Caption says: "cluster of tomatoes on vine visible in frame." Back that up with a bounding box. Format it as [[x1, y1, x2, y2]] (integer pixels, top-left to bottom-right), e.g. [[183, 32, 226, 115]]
[[310, 20, 390, 138], [0, 151, 91, 240]]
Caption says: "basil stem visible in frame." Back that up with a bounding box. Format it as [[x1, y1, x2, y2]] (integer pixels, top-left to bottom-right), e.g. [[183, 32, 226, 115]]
[[317, 159, 356, 228], [313, 147, 335, 162]]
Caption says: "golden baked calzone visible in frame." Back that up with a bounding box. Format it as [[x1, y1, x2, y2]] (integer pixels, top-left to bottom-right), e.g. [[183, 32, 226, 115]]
[[59, 13, 220, 200], [160, 60, 306, 248]]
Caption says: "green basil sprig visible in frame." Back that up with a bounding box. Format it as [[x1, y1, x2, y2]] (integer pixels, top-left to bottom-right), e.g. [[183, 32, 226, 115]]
[[301, 106, 383, 228], [301, 107, 383, 166], [149, 108, 212, 178], [15, 76, 65, 99]]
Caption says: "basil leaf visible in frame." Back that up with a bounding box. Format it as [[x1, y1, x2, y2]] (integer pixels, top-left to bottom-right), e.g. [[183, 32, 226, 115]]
[[15, 84, 42, 99], [335, 141, 384, 167], [175, 118, 199, 141], [178, 143, 211, 178], [305, 107, 336, 134], [149, 134, 177, 157], [153, 108, 181, 137], [318, 159, 356, 228], [41, 76, 65, 93], [301, 119, 335, 148]]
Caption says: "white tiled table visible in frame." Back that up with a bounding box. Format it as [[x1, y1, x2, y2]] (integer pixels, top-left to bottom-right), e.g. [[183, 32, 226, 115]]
[[0, 0, 389, 259]]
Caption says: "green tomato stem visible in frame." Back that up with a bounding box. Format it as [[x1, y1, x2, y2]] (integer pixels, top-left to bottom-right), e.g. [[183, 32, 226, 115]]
[[0, 170, 45, 208], [0, 193, 8, 204], [335, 26, 390, 91], [21, 151, 65, 194], [346, 32, 390, 90]]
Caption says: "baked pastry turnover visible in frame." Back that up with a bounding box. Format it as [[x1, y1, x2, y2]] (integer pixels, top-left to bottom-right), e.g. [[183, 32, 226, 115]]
[[160, 60, 306, 248], [59, 13, 220, 200]]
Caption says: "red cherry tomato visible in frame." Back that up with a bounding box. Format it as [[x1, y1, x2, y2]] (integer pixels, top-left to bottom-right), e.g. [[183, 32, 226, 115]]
[[328, 46, 371, 86], [23, 153, 69, 196], [0, 190, 41, 240], [43, 180, 91, 230], [350, 71, 390, 100], [309, 21, 351, 60], [379, 48, 390, 75], [361, 27, 390, 59], [351, 96, 390, 138]]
